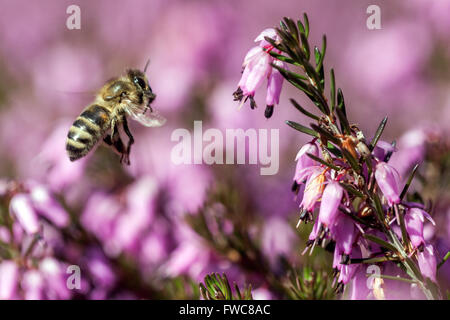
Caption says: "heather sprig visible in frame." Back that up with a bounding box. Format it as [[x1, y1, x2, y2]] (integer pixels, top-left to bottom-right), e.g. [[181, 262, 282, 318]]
[[256, 14, 443, 299], [200, 273, 253, 300]]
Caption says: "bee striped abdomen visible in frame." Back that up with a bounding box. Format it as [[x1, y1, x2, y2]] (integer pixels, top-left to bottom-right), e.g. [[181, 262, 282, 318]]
[[66, 104, 111, 161]]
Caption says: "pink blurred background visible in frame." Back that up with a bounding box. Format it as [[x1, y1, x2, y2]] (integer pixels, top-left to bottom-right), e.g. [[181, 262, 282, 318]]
[[0, 0, 449, 299]]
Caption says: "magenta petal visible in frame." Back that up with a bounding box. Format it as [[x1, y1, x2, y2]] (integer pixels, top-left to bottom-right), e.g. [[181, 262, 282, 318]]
[[241, 52, 271, 95], [375, 162, 401, 206], [319, 181, 343, 227], [405, 208, 425, 248], [266, 60, 285, 106], [300, 167, 325, 212], [417, 244, 437, 282], [332, 215, 356, 255], [293, 142, 319, 183]]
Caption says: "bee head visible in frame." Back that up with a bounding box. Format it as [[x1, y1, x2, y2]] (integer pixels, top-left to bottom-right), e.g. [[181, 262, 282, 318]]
[[127, 69, 156, 103]]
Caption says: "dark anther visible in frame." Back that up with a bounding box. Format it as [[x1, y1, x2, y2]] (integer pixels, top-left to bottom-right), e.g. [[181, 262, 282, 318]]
[[249, 96, 257, 109], [265, 105, 274, 118], [291, 181, 299, 192], [340, 254, 350, 265], [232, 87, 243, 101]]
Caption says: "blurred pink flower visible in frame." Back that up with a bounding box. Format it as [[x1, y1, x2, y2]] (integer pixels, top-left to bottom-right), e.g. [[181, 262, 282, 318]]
[[0, 261, 18, 300], [9, 193, 40, 234], [261, 217, 296, 267], [22, 270, 44, 300]]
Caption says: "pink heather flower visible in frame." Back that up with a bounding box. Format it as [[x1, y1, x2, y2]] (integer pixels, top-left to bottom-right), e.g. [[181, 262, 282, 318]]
[[293, 142, 319, 184], [240, 47, 271, 96], [0, 261, 18, 299], [319, 181, 343, 227], [405, 208, 435, 248], [389, 128, 428, 177], [29, 184, 70, 228], [22, 270, 44, 300], [417, 244, 437, 282], [332, 215, 356, 256], [300, 167, 326, 212], [338, 248, 361, 285], [234, 28, 285, 118], [349, 267, 371, 300], [265, 60, 285, 118], [9, 193, 40, 234], [375, 161, 401, 206], [39, 257, 71, 299], [262, 218, 296, 267]]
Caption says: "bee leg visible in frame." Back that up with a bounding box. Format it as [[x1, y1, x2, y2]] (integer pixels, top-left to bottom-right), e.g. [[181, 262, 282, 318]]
[[112, 134, 129, 165], [122, 117, 135, 161], [109, 121, 130, 165], [103, 134, 113, 146]]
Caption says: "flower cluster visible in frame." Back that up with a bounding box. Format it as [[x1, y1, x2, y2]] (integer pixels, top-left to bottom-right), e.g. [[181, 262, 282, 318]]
[[293, 139, 438, 297], [0, 180, 72, 299], [233, 29, 286, 118], [238, 15, 445, 299]]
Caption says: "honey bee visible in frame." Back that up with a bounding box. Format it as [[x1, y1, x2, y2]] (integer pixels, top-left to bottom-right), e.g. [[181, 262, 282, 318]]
[[66, 62, 165, 165]]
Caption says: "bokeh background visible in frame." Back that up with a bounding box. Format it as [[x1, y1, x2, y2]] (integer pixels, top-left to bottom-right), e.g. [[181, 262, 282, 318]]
[[0, 0, 449, 299]]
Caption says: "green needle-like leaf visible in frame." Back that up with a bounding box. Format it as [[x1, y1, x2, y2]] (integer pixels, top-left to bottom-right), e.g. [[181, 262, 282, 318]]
[[310, 123, 340, 144], [400, 164, 419, 200], [369, 116, 388, 151], [363, 234, 398, 253], [306, 152, 340, 171], [290, 98, 319, 120], [329, 68, 336, 112], [286, 121, 318, 138]]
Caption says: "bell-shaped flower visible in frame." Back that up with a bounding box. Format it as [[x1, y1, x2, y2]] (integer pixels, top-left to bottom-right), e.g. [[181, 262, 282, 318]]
[[375, 161, 401, 206], [417, 244, 437, 282], [405, 208, 435, 248], [332, 215, 356, 256], [293, 142, 319, 184], [265, 60, 285, 119], [337, 247, 361, 285], [300, 167, 326, 212], [234, 28, 286, 117], [319, 181, 343, 228]]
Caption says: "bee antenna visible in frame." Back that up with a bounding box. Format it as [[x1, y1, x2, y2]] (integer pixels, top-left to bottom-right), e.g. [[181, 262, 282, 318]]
[[144, 59, 151, 73]]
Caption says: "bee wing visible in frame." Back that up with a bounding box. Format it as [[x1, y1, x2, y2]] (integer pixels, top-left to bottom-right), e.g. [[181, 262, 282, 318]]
[[125, 104, 166, 127]]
